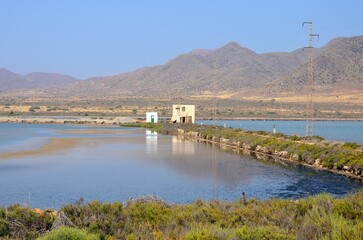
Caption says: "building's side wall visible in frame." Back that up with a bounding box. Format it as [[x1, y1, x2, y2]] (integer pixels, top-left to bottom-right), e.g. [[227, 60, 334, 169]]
[[171, 105, 178, 123], [171, 105, 180, 123], [184, 105, 195, 123]]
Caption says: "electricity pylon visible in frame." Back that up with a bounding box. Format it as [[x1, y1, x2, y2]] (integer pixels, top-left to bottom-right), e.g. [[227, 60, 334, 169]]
[[302, 22, 319, 138]]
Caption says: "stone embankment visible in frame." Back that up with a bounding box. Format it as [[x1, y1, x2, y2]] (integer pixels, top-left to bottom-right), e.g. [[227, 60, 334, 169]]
[[176, 128, 363, 182]]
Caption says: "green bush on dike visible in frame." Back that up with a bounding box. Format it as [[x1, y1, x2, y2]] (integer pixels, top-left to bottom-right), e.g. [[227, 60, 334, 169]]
[[37, 227, 99, 240], [342, 142, 360, 150]]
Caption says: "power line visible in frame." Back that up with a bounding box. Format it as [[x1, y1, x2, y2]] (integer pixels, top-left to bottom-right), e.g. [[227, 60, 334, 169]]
[[211, 61, 220, 125], [316, 24, 363, 31]]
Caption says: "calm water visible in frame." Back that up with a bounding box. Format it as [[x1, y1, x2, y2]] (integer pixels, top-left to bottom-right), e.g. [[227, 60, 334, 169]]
[[197, 120, 363, 144], [0, 123, 362, 209]]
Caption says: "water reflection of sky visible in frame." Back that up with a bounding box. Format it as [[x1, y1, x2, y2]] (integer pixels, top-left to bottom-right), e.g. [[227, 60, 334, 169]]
[[0, 123, 362, 209]]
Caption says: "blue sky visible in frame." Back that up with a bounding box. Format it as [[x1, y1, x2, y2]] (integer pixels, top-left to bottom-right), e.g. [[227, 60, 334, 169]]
[[0, 0, 362, 79]]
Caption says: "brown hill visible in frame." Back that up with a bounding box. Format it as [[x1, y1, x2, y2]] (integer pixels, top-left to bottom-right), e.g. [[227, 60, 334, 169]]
[[0, 68, 78, 93], [262, 36, 363, 96], [40, 42, 309, 97]]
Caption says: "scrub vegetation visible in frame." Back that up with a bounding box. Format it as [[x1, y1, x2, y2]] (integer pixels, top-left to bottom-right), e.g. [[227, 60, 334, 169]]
[[0, 191, 362, 239]]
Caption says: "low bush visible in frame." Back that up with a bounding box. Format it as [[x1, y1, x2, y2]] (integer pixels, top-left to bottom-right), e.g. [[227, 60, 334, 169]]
[[236, 225, 296, 240], [37, 227, 99, 240], [1, 191, 363, 239], [0, 219, 9, 237]]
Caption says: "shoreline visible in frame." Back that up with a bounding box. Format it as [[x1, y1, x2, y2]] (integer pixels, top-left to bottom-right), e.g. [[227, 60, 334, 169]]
[[197, 117, 363, 121], [184, 134, 363, 182], [1, 117, 362, 181], [0, 116, 136, 125], [122, 123, 362, 182], [1, 115, 363, 124]]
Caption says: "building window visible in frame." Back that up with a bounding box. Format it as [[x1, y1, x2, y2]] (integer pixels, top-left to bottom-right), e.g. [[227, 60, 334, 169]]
[[182, 107, 185, 111]]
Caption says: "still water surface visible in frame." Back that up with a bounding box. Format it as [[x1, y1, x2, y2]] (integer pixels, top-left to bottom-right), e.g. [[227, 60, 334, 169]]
[[0, 123, 362, 209]]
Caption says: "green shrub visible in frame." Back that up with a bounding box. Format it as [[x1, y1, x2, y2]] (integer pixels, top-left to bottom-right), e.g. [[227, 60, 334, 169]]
[[236, 225, 296, 240], [125, 201, 172, 228], [186, 228, 218, 240], [37, 227, 99, 240], [342, 142, 360, 150], [332, 197, 363, 220], [62, 200, 124, 236], [329, 214, 363, 240], [0, 219, 9, 237], [2, 190, 363, 239], [186, 226, 234, 240]]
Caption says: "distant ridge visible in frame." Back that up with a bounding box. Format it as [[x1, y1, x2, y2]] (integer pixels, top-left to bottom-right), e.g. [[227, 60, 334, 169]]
[[261, 36, 363, 96], [0, 68, 78, 93], [1, 35, 362, 98], [36, 41, 309, 97]]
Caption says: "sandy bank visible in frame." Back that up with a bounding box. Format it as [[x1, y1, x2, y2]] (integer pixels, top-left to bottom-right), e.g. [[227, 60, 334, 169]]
[[0, 138, 82, 159], [0, 137, 139, 160]]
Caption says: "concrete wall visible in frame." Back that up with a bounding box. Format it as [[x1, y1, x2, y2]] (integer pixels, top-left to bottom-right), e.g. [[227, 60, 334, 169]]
[[171, 105, 195, 123]]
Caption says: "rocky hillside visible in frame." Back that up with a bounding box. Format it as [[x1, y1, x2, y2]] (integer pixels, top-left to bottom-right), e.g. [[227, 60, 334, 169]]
[[39, 42, 310, 97], [262, 35, 363, 96], [0, 68, 78, 93]]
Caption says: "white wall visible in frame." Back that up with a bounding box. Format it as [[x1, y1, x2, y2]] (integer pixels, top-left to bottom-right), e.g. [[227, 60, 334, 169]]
[[146, 112, 158, 123]]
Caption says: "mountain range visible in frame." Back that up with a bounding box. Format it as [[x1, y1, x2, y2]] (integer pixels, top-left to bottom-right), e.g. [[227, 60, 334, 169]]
[[0, 68, 78, 93], [1, 35, 362, 98], [262, 36, 363, 96]]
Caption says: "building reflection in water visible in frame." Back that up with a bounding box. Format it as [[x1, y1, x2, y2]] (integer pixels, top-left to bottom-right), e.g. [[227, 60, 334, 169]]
[[146, 130, 158, 154], [170, 135, 254, 186], [143, 133, 255, 187], [172, 136, 195, 156]]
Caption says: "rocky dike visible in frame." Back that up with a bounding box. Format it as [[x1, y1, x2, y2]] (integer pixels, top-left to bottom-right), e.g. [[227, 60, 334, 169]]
[[175, 128, 363, 182]]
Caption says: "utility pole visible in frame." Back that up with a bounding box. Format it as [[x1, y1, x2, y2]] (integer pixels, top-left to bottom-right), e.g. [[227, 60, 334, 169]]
[[210, 60, 219, 200], [302, 22, 319, 138], [211, 61, 220, 125]]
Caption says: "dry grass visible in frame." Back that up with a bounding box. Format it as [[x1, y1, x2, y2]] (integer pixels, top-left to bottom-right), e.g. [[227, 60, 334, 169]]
[[272, 91, 363, 104]]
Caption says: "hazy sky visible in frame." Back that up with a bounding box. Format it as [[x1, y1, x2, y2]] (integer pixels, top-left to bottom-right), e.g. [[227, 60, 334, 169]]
[[0, 0, 362, 79]]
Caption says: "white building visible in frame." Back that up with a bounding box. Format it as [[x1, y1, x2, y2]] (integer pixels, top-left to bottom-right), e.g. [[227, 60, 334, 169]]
[[171, 104, 195, 123], [146, 112, 158, 123]]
